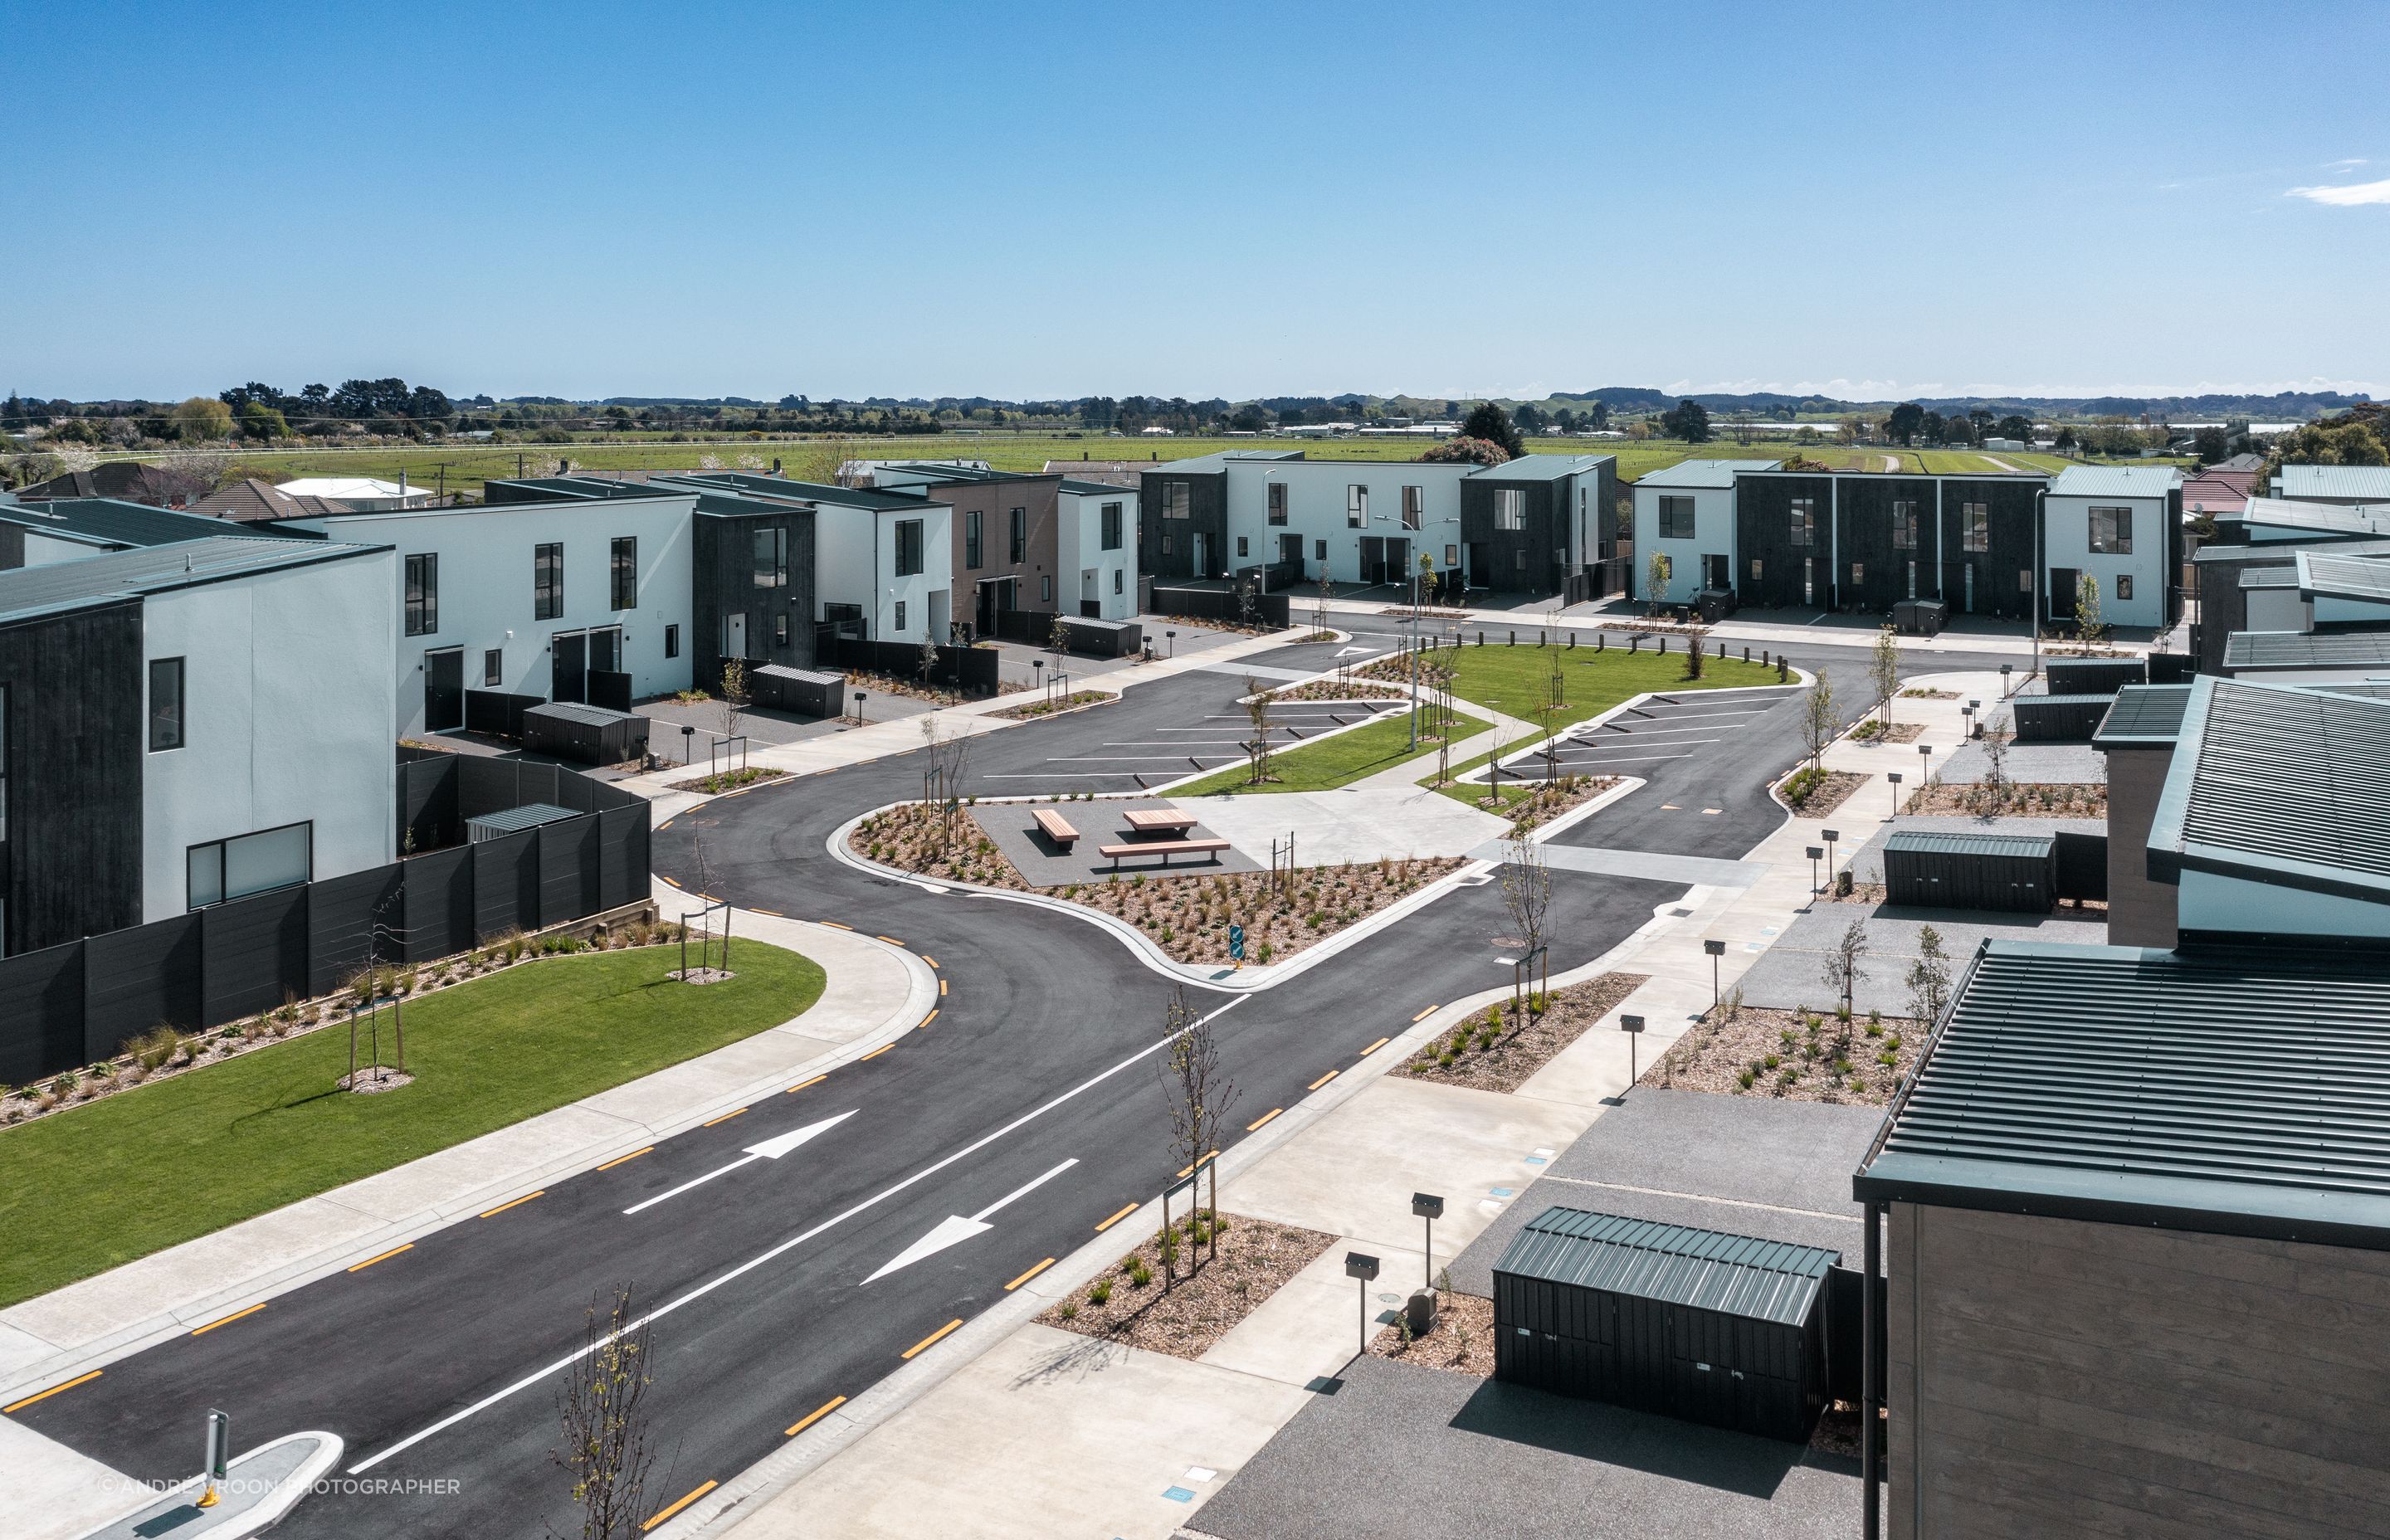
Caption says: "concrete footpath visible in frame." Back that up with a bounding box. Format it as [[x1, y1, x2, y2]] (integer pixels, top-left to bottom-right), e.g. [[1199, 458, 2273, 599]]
[[0, 906, 933, 1540], [675, 668, 1997, 1540]]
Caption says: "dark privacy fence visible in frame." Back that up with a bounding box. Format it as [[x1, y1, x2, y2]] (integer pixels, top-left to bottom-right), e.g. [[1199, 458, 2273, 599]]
[[0, 757, 651, 1085], [821, 636, 1002, 696], [990, 609, 1144, 657], [1145, 584, 1293, 628]]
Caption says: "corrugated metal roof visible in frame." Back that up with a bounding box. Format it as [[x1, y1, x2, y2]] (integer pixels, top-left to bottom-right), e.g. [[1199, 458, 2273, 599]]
[[2093, 685, 2193, 747], [2280, 465, 2390, 502], [2048, 465, 2183, 500], [2238, 565, 2300, 589], [754, 664, 841, 685], [2153, 676, 2390, 892], [2226, 495, 2390, 539], [1632, 458, 1784, 490], [1884, 831, 2055, 858], [2015, 693, 2124, 709], [1856, 940, 2390, 1249], [0, 497, 273, 549], [466, 802, 578, 835], [0, 535, 383, 625], [1056, 479, 1131, 496], [1466, 453, 1615, 483], [524, 700, 641, 728], [2223, 631, 2390, 670], [1490, 1207, 1837, 1326], [2298, 550, 2390, 602]]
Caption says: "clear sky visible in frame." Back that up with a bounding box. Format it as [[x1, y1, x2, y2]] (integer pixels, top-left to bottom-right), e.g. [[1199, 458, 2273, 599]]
[[7, 0, 2386, 403]]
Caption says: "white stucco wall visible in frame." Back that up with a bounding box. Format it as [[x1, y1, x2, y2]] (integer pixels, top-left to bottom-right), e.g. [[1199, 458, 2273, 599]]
[[1222, 461, 1473, 586], [2043, 495, 2167, 628], [139, 549, 397, 921], [813, 501, 953, 641], [1634, 483, 1736, 603], [21, 530, 103, 567], [1056, 488, 1134, 620]]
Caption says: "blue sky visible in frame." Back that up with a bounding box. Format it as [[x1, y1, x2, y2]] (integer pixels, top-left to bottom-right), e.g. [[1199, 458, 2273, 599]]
[[7, 0, 2386, 402]]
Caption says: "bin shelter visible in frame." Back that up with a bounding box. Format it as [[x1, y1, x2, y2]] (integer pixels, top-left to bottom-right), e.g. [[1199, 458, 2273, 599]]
[[1882, 829, 2056, 913], [522, 701, 651, 766], [749, 664, 846, 719], [2011, 692, 2118, 743], [2045, 657, 2146, 697], [1892, 598, 1949, 636], [1057, 616, 1144, 658], [1491, 1207, 1838, 1444], [466, 802, 577, 844]]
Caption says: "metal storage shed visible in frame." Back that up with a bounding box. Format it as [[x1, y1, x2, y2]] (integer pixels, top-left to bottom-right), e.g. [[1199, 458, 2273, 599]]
[[1056, 615, 1144, 657], [1892, 597, 1948, 636], [466, 802, 578, 843], [2011, 692, 2116, 742], [1491, 1207, 1839, 1443], [1883, 830, 2056, 912], [521, 701, 651, 766], [749, 664, 845, 719], [2045, 658, 2146, 697]]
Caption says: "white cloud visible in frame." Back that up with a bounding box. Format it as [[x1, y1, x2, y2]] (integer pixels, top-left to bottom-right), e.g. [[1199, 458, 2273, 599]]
[[2287, 178, 2390, 206], [2326, 158, 2368, 170]]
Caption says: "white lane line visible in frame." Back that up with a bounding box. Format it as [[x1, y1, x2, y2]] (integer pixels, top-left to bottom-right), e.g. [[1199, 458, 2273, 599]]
[[860, 1159, 1082, 1285], [347, 1001, 1247, 1474], [971, 1157, 1080, 1221], [1554, 751, 1697, 765], [983, 772, 1154, 779], [1046, 756, 1241, 763]]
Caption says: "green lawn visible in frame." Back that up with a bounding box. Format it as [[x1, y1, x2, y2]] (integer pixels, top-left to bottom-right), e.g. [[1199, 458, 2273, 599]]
[[0, 943, 825, 1308], [1174, 709, 1490, 797]]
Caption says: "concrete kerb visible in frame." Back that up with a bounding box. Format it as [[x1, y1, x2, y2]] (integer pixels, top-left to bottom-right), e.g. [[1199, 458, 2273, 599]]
[[656, 881, 1696, 1540], [67, 1431, 344, 1540], [1456, 678, 1811, 787], [0, 912, 935, 1410]]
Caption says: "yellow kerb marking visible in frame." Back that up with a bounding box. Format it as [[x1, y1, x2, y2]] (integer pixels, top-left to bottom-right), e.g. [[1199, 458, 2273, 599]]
[[1411, 1005, 1438, 1022], [479, 1190, 544, 1219], [348, 1244, 414, 1273], [1359, 1037, 1390, 1055], [598, 1148, 654, 1171], [786, 1075, 826, 1094], [785, 1396, 846, 1436], [191, 1303, 266, 1336], [901, 1319, 964, 1359], [1176, 1149, 1219, 1178], [1308, 1069, 1340, 1090], [1005, 1258, 1056, 1291], [1095, 1203, 1139, 1232], [1246, 1109, 1282, 1132], [703, 1108, 747, 1128], [876, 935, 905, 946], [861, 1044, 893, 1060], [819, 920, 853, 931], [642, 1480, 717, 1530], [3, 1370, 100, 1413]]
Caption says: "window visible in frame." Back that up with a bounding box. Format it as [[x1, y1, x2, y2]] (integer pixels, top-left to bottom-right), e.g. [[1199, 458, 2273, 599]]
[[1267, 483, 1288, 525], [1113, 568, 1123, 594], [894, 519, 924, 577], [1892, 500, 1918, 550], [1851, 562, 1865, 583], [1962, 502, 1989, 553], [1750, 558, 1763, 580], [1346, 485, 1367, 528], [404, 553, 438, 636], [1658, 495, 1695, 540], [1161, 534, 1173, 555], [1041, 574, 1053, 602], [1161, 482, 1191, 519], [1495, 489, 1524, 531], [1101, 503, 1122, 550], [1235, 535, 1249, 558], [1402, 485, 1423, 531], [534, 542, 563, 620], [1514, 549, 1528, 571], [482, 648, 502, 687], [894, 600, 908, 631], [1445, 544, 1457, 567], [965, 510, 983, 569], [2117, 574, 2134, 601], [187, 821, 310, 909], [1009, 507, 1025, 563], [754, 527, 787, 588], [2020, 568, 2036, 593], [663, 626, 678, 660], [1907, 561, 1919, 599], [1788, 497, 1816, 547], [2090, 504, 2134, 554], [148, 656, 184, 751], [1315, 539, 1328, 560], [611, 536, 637, 609]]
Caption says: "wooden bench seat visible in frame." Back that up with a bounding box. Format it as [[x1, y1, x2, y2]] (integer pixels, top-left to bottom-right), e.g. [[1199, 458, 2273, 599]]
[[1098, 837, 1231, 871], [1122, 808, 1199, 835], [1032, 808, 1080, 850]]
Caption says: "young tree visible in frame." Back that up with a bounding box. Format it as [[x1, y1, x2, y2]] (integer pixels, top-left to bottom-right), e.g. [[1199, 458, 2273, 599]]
[[1158, 986, 1238, 1281], [1821, 916, 1871, 1020], [919, 717, 973, 851], [1684, 625, 1711, 680], [717, 658, 749, 743], [1312, 576, 1334, 636], [1242, 676, 1274, 785], [917, 631, 940, 689], [1645, 550, 1671, 616], [1498, 831, 1552, 1014], [1905, 924, 1953, 1033], [2075, 572, 2107, 652], [1799, 673, 1838, 770], [1870, 622, 1901, 727], [1978, 728, 2013, 813], [553, 1286, 662, 1540]]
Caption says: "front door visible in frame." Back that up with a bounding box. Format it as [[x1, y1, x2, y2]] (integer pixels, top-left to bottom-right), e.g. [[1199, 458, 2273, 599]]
[[424, 647, 464, 732], [2047, 567, 2077, 623], [1080, 567, 1100, 618], [1192, 532, 1208, 578], [1703, 553, 1729, 591], [724, 612, 747, 660], [1386, 537, 1411, 590], [1358, 536, 1385, 584], [551, 630, 587, 703]]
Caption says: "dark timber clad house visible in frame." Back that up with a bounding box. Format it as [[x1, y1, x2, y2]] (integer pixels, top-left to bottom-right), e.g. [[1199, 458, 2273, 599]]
[[1734, 472, 2044, 619], [1459, 455, 1618, 597], [1137, 460, 1232, 583]]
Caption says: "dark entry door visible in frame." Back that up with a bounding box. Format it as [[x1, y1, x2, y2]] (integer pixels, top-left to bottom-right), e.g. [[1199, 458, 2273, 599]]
[[1358, 536, 1386, 585], [1703, 553, 1730, 590], [424, 647, 464, 732], [1385, 537, 1411, 590], [551, 629, 587, 704], [2047, 567, 2077, 623]]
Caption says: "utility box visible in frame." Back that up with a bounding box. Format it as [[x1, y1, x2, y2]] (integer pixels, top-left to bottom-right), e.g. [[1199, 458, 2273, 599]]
[[1695, 587, 1739, 623], [1057, 616, 1144, 657], [1893, 598, 1949, 636], [1491, 1206, 1838, 1444], [749, 664, 845, 719], [1883, 830, 2056, 912], [2012, 692, 2117, 742], [521, 701, 651, 766], [2046, 658, 2146, 697]]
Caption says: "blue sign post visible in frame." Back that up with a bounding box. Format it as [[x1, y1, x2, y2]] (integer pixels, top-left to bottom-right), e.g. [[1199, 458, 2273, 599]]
[[1229, 924, 1245, 966]]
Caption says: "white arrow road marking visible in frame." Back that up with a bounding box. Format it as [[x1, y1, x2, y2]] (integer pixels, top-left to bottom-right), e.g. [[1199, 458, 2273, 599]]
[[622, 1111, 856, 1216], [860, 1158, 1080, 1284]]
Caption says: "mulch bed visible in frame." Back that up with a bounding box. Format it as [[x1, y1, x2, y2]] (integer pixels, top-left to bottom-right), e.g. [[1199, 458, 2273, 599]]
[[666, 766, 788, 794], [1846, 719, 1925, 745], [1645, 1004, 1920, 1106], [1900, 687, 1960, 700], [990, 690, 1118, 720], [1396, 972, 1648, 1093], [1038, 1213, 1336, 1361], [1900, 782, 2107, 817], [1777, 768, 1869, 817], [1265, 680, 1407, 703], [1460, 773, 1620, 831], [1368, 1289, 1495, 1377]]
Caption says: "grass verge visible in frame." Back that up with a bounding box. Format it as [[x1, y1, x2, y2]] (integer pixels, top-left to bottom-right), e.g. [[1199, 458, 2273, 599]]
[[0, 942, 825, 1308], [1173, 710, 1490, 796]]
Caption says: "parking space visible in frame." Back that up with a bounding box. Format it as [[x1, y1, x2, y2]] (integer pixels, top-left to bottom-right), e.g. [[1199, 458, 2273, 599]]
[[980, 696, 1404, 792], [1490, 685, 1797, 782]]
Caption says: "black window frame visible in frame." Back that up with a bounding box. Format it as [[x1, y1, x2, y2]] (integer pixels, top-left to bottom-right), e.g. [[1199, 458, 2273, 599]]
[[1347, 485, 1367, 528], [1267, 483, 1287, 525], [2090, 504, 2134, 554], [894, 519, 924, 578], [1962, 502, 1989, 553], [1008, 506, 1025, 563], [753, 526, 787, 589], [533, 542, 563, 621], [2117, 574, 2134, 601], [1788, 497, 1816, 548], [1657, 495, 1696, 540], [404, 552, 439, 636], [1494, 488, 1524, 531], [1100, 502, 1123, 551], [1161, 482, 1190, 519], [664, 624, 679, 660], [611, 535, 638, 609], [482, 647, 503, 687], [965, 510, 983, 569], [1892, 500, 1918, 551], [148, 655, 185, 752], [1402, 485, 1423, 531], [186, 819, 313, 910]]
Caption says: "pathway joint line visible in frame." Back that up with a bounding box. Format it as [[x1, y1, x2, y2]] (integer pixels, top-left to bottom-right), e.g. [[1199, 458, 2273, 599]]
[[786, 1075, 826, 1094], [784, 1396, 847, 1437], [479, 1190, 544, 1219], [598, 1148, 656, 1171], [1095, 1203, 1139, 1232], [191, 1302, 266, 1336], [1359, 1036, 1391, 1055], [2, 1369, 100, 1414], [643, 1479, 717, 1531], [347, 1244, 414, 1273], [1307, 1069, 1339, 1090], [901, 1319, 964, 1359], [1246, 1108, 1283, 1131], [1004, 1258, 1057, 1291], [703, 1108, 749, 1128]]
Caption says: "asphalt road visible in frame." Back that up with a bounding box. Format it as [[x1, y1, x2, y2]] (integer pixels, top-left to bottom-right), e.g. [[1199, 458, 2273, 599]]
[[17, 631, 2016, 1536]]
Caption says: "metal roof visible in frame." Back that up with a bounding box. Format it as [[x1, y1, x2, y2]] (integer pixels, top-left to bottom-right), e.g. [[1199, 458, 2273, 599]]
[[2237, 565, 2301, 589], [1632, 458, 1783, 490], [0, 497, 275, 549], [1490, 1206, 1838, 1326], [2047, 465, 2183, 500], [2149, 676, 2390, 898], [1856, 939, 2390, 1250], [657, 472, 940, 510], [2224, 495, 2390, 540], [1883, 831, 2055, 858], [1466, 453, 1615, 483], [2014, 692, 2123, 709], [0, 535, 385, 626], [2278, 465, 2390, 503], [2298, 549, 2390, 603], [524, 700, 642, 727], [466, 802, 578, 835], [2223, 631, 2390, 672], [2093, 685, 2193, 747], [1056, 479, 1131, 497], [753, 664, 841, 685]]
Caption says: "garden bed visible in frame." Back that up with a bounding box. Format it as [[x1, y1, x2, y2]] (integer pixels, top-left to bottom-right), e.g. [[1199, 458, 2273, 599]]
[[1645, 1002, 1920, 1106], [1446, 772, 1619, 829], [1846, 719, 1924, 745], [1264, 679, 1407, 704], [1776, 765, 1869, 816], [990, 689, 1117, 720], [1367, 1289, 1495, 1377], [1038, 1213, 1336, 1361], [1900, 782, 2106, 817], [668, 765, 788, 794], [1899, 686, 1960, 700], [1395, 972, 1647, 1094]]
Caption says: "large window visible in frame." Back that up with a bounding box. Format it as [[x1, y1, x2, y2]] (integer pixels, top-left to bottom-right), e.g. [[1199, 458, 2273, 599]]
[[404, 553, 438, 636], [2090, 504, 2134, 554], [1009, 506, 1025, 563], [148, 656, 184, 752], [1100, 502, 1123, 550], [1267, 483, 1287, 525], [187, 821, 311, 909], [1962, 502, 1989, 553], [753, 527, 787, 588], [1402, 485, 1423, 531], [1657, 495, 1696, 540], [1161, 482, 1190, 519], [965, 510, 983, 569], [533, 542, 563, 620], [1788, 497, 1816, 547], [894, 519, 924, 577], [1347, 485, 1368, 528], [1495, 488, 1524, 531], [611, 536, 637, 609], [1892, 500, 1919, 551]]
